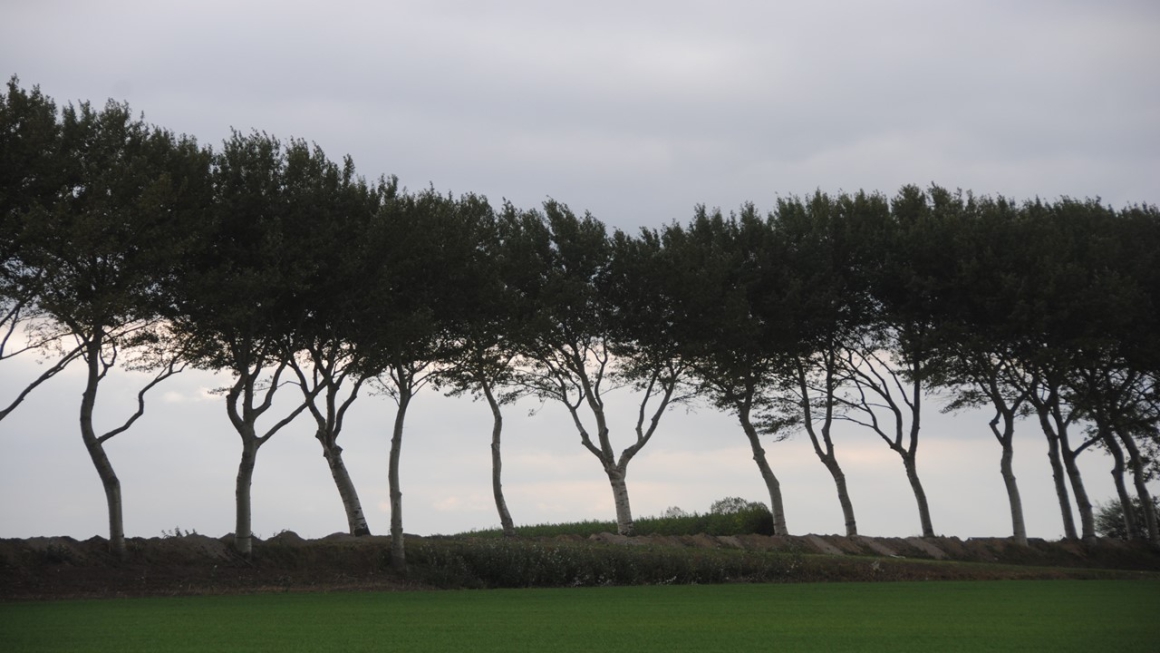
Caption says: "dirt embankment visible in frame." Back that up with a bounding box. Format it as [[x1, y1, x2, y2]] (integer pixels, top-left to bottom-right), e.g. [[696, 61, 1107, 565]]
[[3, 532, 1158, 601]]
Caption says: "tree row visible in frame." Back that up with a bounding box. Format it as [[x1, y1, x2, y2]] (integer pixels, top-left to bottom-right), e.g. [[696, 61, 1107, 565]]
[[3, 79, 1158, 566]]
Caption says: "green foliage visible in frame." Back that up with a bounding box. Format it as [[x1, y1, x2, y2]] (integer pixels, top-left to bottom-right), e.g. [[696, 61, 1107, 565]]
[[1096, 497, 1160, 540], [405, 537, 798, 588], [464, 499, 775, 539]]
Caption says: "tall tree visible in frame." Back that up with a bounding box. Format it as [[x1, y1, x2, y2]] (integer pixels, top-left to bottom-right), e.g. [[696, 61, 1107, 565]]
[[0, 78, 83, 419], [933, 190, 1035, 546], [834, 185, 962, 538], [13, 94, 210, 555], [435, 197, 522, 537], [279, 141, 383, 537], [355, 186, 481, 568], [509, 201, 688, 536], [167, 131, 318, 558], [761, 192, 883, 537], [661, 206, 790, 535]]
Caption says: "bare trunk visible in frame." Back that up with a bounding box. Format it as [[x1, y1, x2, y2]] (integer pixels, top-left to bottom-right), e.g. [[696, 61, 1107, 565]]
[[234, 437, 259, 557], [388, 389, 410, 571], [1116, 428, 1160, 545], [990, 410, 1027, 546], [796, 360, 855, 535], [999, 443, 1028, 546], [1057, 423, 1096, 544], [481, 382, 515, 537], [738, 404, 787, 535], [1032, 397, 1079, 540], [318, 434, 371, 536], [1061, 444, 1096, 544], [604, 466, 634, 535], [79, 338, 125, 557], [1044, 429, 1078, 540], [1102, 429, 1137, 538], [820, 456, 857, 536], [901, 454, 935, 537]]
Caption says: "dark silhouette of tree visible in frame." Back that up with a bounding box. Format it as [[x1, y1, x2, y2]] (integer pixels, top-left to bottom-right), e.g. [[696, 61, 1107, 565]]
[[166, 131, 321, 557], [10, 90, 210, 555], [0, 78, 83, 419], [659, 206, 790, 535]]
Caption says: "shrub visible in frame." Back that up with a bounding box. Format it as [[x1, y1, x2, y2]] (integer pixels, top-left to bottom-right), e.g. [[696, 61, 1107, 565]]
[[404, 537, 801, 588], [1095, 496, 1160, 540]]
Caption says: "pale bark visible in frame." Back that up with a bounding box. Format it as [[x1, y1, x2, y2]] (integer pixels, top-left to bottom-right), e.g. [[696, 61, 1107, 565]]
[[481, 380, 515, 537], [319, 436, 370, 536], [1115, 426, 1160, 545], [1029, 379, 1090, 541], [795, 359, 856, 536], [388, 387, 411, 570], [78, 337, 126, 557], [226, 361, 312, 558], [1102, 430, 1136, 538], [902, 456, 934, 537], [290, 357, 372, 537], [606, 466, 634, 536], [1060, 432, 1097, 544], [546, 350, 681, 537], [1044, 428, 1078, 540], [234, 438, 259, 558], [991, 410, 1028, 546], [838, 345, 933, 537], [78, 333, 178, 557], [738, 401, 787, 535]]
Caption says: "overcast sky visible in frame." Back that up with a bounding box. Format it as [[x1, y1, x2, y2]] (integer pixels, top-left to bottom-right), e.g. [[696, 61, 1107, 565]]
[[2, 0, 1158, 542]]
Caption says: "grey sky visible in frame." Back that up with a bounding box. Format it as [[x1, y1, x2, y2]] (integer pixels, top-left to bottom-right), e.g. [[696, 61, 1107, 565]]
[[1, 1, 1158, 541]]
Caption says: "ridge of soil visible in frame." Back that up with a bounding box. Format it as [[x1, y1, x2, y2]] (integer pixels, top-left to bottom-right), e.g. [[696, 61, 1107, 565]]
[[3, 532, 1158, 601]]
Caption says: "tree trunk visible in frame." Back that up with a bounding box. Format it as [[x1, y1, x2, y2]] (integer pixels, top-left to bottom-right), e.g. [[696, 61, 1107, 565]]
[[318, 434, 371, 536], [1054, 418, 1096, 543], [234, 437, 260, 558], [1102, 429, 1137, 538], [901, 454, 935, 537], [388, 389, 410, 571], [998, 442, 1028, 546], [820, 456, 857, 536], [738, 405, 787, 535], [990, 410, 1028, 546], [79, 338, 125, 557], [1116, 428, 1160, 545], [1060, 443, 1096, 544], [606, 466, 634, 536], [482, 382, 515, 537], [1043, 428, 1078, 540]]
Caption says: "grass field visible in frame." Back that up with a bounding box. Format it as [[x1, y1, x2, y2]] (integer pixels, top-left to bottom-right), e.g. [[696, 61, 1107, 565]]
[[2, 580, 1158, 652]]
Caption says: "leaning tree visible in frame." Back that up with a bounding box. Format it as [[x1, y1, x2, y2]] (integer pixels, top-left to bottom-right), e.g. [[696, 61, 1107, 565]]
[[11, 92, 210, 555]]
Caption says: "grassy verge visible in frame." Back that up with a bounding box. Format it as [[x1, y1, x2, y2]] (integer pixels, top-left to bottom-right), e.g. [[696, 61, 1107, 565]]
[[460, 503, 774, 538], [2, 580, 1157, 652]]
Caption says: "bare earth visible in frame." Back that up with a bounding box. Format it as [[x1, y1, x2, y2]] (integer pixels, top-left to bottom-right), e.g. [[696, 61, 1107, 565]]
[[3, 532, 1158, 601]]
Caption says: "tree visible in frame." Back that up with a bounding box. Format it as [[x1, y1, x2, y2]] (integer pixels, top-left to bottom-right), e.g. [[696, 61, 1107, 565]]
[[355, 186, 483, 568], [278, 142, 384, 537], [661, 206, 789, 535], [833, 185, 959, 539], [764, 192, 885, 537], [435, 197, 521, 537], [0, 78, 83, 420], [166, 131, 319, 557], [12, 93, 210, 555], [509, 201, 689, 536], [934, 191, 1038, 546]]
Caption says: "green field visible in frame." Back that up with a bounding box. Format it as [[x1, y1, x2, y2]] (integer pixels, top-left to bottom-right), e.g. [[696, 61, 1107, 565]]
[[2, 580, 1157, 652]]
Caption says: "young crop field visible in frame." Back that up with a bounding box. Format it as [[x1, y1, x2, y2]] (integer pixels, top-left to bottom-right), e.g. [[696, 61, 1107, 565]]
[[2, 580, 1157, 652]]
